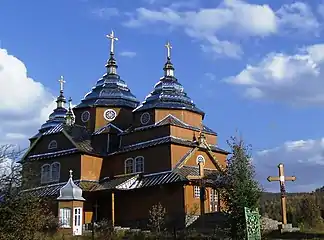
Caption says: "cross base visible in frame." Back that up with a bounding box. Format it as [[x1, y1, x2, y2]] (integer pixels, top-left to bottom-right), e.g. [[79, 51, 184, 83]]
[[278, 223, 300, 233]]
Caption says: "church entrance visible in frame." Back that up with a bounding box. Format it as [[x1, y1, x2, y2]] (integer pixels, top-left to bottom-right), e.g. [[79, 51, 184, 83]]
[[73, 207, 83, 236]]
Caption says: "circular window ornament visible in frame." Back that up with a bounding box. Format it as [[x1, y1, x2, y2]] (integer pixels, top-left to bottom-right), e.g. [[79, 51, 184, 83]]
[[140, 112, 150, 125], [81, 111, 90, 123], [104, 109, 117, 121], [196, 155, 205, 165]]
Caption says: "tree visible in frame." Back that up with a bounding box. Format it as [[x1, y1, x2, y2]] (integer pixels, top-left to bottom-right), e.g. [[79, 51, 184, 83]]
[[296, 195, 323, 229], [222, 135, 262, 240], [0, 144, 58, 240], [148, 202, 166, 234]]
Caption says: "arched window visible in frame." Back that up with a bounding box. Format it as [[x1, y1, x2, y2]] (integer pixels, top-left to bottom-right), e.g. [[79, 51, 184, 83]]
[[59, 207, 71, 228], [135, 156, 144, 173], [41, 164, 51, 183], [125, 158, 134, 174], [48, 140, 57, 150], [51, 162, 60, 182]]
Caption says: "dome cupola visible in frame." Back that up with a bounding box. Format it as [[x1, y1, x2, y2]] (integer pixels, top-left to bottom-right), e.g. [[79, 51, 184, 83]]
[[133, 42, 204, 116]]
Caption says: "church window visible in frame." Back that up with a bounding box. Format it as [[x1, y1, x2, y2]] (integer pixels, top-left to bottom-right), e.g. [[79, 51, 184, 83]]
[[194, 186, 200, 198], [59, 208, 71, 228], [135, 156, 144, 173], [140, 112, 150, 125], [51, 162, 60, 182], [81, 111, 90, 123], [196, 155, 205, 165], [41, 164, 51, 183], [125, 158, 134, 174], [48, 140, 57, 150], [104, 109, 117, 121]]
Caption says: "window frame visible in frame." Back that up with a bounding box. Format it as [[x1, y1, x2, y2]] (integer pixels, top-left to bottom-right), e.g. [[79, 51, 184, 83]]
[[48, 140, 58, 150], [51, 162, 60, 182], [41, 164, 51, 184], [134, 156, 144, 173], [124, 158, 134, 174], [59, 207, 72, 228], [194, 185, 200, 198]]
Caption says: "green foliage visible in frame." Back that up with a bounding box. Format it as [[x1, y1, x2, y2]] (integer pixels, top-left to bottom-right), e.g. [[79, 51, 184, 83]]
[[260, 192, 324, 231], [222, 135, 262, 240], [0, 195, 58, 240]]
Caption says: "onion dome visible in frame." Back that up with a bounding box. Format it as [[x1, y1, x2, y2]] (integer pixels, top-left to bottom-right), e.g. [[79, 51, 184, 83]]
[[40, 76, 68, 132], [133, 42, 204, 116], [57, 170, 85, 201], [74, 31, 139, 109]]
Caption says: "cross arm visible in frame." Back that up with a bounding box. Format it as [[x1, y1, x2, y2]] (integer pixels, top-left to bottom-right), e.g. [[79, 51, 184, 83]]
[[285, 176, 296, 181], [267, 176, 279, 182]]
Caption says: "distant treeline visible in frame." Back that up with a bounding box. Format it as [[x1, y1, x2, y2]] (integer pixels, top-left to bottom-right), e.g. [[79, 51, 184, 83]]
[[259, 188, 324, 229]]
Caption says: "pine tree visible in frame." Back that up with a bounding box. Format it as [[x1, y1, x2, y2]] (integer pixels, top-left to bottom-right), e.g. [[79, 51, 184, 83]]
[[222, 135, 262, 240]]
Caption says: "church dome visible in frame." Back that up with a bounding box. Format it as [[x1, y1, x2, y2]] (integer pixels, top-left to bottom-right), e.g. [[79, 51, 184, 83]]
[[40, 77, 68, 132], [74, 31, 139, 110], [57, 170, 85, 201], [133, 43, 204, 116]]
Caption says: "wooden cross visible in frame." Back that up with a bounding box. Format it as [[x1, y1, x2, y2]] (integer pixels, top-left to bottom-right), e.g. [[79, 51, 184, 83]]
[[165, 41, 172, 59], [106, 30, 118, 54], [267, 163, 296, 225]]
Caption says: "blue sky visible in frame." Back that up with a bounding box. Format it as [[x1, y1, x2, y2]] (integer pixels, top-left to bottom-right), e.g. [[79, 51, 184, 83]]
[[1, 0, 324, 192]]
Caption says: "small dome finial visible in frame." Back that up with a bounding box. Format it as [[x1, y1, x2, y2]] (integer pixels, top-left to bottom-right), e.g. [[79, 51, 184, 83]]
[[59, 76, 65, 93], [105, 30, 119, 75], [165, 41, 172, 60], [69, 169, 73, 179], [163, 41, 175, 77], [65, 98, 75, 126], [56, 75, 66, 108]]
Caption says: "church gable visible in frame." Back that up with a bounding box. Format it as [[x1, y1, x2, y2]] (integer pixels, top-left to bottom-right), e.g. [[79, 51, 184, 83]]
[[26, 133, 76, 158], [171, 144, 228, 173]]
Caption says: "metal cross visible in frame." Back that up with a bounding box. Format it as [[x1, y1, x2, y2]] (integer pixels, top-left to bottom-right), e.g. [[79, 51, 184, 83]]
[[106, 30, 119, 54], [165, 41, 172, 59], [58, 76, 65, 92], [267, 163, 296, 225], [69, 169, 73, 179]]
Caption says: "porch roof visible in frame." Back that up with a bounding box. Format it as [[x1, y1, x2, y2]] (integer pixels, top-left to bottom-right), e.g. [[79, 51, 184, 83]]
[[21, 166, 224, 197]]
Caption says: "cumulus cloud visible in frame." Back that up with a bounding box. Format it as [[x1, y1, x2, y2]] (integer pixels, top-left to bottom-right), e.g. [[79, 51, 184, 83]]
[[254, 138, 324, 192], [225, 43, 324, 105], [277, 2, 320, 35], [119, 51, 137, 58], [124, 0, 319, 58], [0, 48, 55, 147]]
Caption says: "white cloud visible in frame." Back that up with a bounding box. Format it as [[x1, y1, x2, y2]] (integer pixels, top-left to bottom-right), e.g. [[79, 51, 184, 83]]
[[92, 7, 119, 19], [119, 51, 137, 58], [225, 43, 324, 104], [124, 1, 319, 58], [0, 48, 55, 147], [277, 2, 320, 35], [254, 138, 324, 192]]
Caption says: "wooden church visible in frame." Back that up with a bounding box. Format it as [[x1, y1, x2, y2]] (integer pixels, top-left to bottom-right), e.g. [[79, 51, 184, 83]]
[[20, 31, 229, 236]]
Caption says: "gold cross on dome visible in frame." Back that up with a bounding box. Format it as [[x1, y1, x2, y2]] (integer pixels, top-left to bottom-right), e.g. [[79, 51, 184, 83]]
[[165, 41, 172, 59], [106, 30, 119, 54]]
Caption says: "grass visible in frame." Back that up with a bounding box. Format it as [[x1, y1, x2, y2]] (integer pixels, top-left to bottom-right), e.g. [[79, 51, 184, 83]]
[[263, 230, 324, 239]]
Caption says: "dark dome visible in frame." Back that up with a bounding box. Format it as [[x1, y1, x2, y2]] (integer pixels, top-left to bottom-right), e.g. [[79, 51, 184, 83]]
[[133, 58, 204, 116], [75, 53, 139, 109]]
